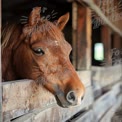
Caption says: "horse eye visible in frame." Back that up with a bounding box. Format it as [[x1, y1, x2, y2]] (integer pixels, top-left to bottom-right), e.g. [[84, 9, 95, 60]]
[[33, 48, 45, 56]]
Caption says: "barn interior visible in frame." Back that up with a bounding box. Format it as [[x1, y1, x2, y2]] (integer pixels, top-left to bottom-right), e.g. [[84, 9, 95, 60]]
[[1, 0, 122, 122]]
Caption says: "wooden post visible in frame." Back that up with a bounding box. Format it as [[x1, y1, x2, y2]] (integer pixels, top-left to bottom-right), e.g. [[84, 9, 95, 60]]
[[72, 2, 78, 68], [101, 26, 112, 65], [72, 2, 91, 70], [0, 0, 2, 121], [113, 34, 122, 49]]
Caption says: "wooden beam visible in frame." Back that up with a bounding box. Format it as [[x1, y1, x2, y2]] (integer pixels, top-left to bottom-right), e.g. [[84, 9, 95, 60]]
[[77, 0, 122, 37], [72, 2, 78, 68], [11, 86, 93, 122], [93, 82, 122, 122], [72, 2, 91, 70], [2, 80, 93, 121], [111, 95, 122, 122], [101, 26, 112, 65], [10, 81, 122, 122], [77, 4, 87, 70], [3, 71, 93, 120], [92, 64, 122, 88], [67, 109, 94, 122], [0, 0, 3, 121], [113, 34, 122, 49]]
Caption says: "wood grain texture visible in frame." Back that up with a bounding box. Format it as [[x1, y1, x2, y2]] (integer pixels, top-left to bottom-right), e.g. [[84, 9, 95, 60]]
[[111, 97, 122, 122], [77, 6, 91, 70], [2, 80, 93, 121], [77, 70, 91, 87], [100, 95, 122, 122], [101, 26, 112, 65], [113, 34, 122, 49], [93, 81, 122, 122], [11, 87, 93, 122], [72, 3, 91, 70], [67, 82, 122, 122], [69, 110, 94, 122], [80, 0, 122, 37], [72, 2, 77, 68], [92, 64, 122, 88]]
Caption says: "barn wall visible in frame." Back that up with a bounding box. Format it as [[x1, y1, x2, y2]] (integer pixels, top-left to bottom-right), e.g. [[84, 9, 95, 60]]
[[1, 1, 122, 122], [0, 0, 3, 121], [101, 26, 112, 65], [72, 3, 91, 70]]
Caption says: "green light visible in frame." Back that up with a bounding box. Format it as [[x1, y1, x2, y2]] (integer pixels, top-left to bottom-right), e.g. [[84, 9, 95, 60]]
[[94, 43, 104, 61]]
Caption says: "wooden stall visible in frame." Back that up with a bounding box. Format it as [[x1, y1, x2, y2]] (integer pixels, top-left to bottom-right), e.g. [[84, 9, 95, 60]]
[[2, 76, 93, 121], [72, 2, 91, 70], [1, 0, 94, 122], [1, 0, 122, 121], [67, 81, 122, 122]]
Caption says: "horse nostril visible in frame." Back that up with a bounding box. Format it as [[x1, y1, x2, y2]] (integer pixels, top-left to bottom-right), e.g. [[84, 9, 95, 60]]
[[66, 91, 76, 104], [81, 95, 84, 101]]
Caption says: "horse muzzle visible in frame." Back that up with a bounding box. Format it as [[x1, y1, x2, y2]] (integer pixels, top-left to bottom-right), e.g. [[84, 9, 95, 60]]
[[55, 88, 84, 108]]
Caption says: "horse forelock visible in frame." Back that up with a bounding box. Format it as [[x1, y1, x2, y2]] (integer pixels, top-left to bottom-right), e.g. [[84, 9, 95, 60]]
[[24, 20, 63, 42], [2, 20, 63, 48]]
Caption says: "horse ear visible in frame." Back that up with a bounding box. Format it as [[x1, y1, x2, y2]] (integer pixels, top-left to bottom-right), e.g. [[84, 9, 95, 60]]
[[56, 13, 70, 30], [28, 7, 41, 26]]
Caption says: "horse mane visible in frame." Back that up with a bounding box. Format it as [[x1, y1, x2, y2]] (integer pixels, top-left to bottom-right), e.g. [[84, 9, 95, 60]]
[[2, 23, 22, 51], [2, 23, 23, 80]]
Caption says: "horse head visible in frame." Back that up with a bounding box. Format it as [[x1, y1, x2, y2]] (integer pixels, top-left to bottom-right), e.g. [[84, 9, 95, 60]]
[[2, 7, 85, 108]]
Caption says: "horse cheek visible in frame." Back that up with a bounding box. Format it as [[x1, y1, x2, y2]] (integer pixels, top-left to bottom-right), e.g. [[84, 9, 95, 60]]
[[13, 44, 33, 79]]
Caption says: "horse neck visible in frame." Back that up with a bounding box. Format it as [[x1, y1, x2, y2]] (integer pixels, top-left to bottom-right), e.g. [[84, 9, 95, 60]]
[[2, 45, 18, 81], [2, 24, 22, 81]]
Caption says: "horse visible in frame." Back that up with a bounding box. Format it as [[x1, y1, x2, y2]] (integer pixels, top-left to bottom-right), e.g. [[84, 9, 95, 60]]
[[2, 7, 85, 108]]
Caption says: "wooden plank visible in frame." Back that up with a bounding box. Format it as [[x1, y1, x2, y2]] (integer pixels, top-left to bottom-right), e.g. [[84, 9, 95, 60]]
[[77, 71, 91, 87], [92, 80, 102, 99], [72, 2, 78, 68], [93, 81, 122, 122], [69, 110, 94, 122], [101, 26, 112, 65], [10, 86, 93, 122], [112, 81, 122, 95], [72, 3, 91, 70], [76, 5, 91, 70], [70, 82, 122, 122], [93, 92, 116, 122], [100, 95, 122, 122], [10, 82, 121, 122], [2, 80, 56, 121], [0, 0, 2, 121], [111, 97, 122, 122], [113, 34, 122, 49], [2, 80, 93, 121], [92, 64, 122, 88]]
